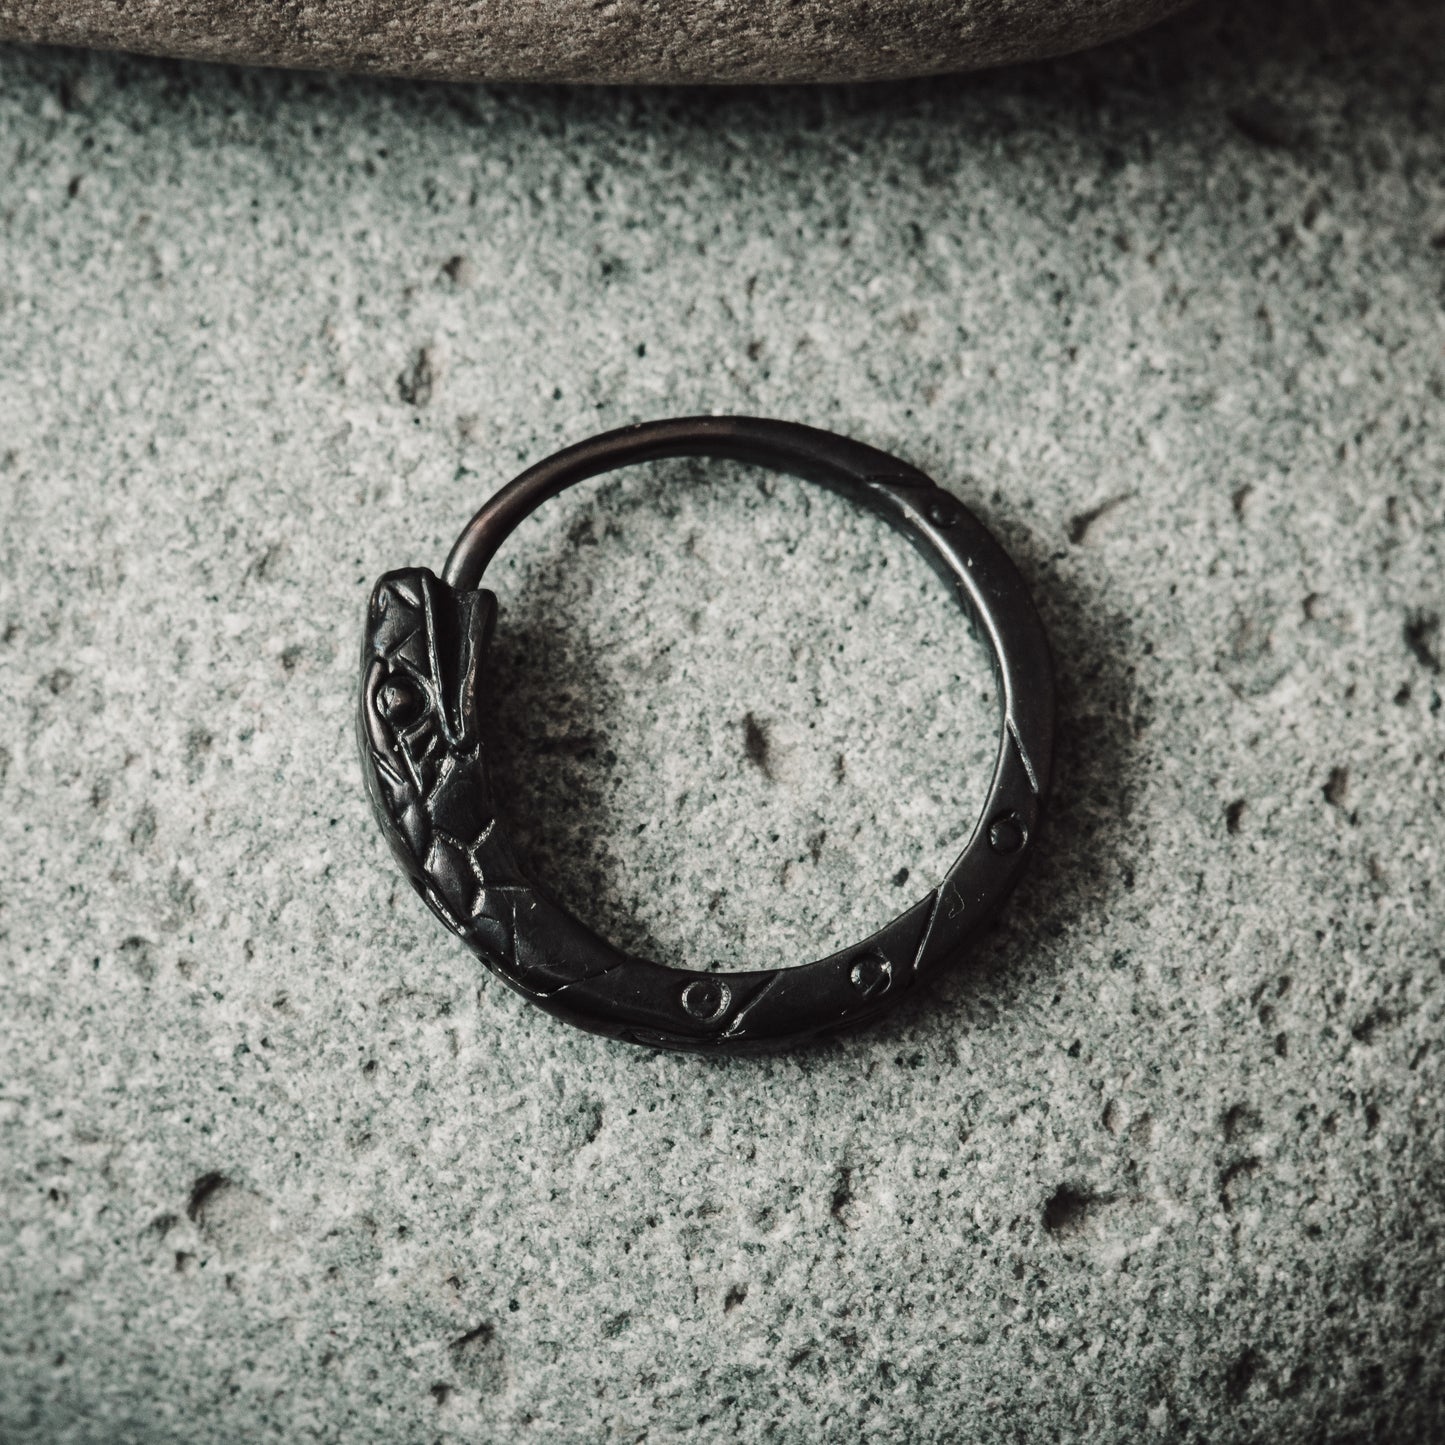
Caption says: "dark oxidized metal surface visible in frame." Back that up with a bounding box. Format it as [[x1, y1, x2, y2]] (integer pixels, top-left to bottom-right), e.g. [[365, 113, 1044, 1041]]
[[358, 416, 1054, 1052]]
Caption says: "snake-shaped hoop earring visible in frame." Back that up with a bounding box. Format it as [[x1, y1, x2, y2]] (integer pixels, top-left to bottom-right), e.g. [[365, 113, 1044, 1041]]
[[358, 417, 1054, 1053]]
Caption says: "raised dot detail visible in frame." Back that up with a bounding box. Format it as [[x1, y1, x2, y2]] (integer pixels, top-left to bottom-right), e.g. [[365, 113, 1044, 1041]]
[[988, 812, 1026, 855], [680, 977, 731, 1022], [849, 954, 893, 1000]]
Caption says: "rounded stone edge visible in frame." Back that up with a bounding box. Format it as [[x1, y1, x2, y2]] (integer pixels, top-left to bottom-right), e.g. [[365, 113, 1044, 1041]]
[[2, 0, 1199, 86]]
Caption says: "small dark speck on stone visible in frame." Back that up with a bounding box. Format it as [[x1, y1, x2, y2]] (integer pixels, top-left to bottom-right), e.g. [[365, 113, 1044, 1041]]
[[450, 1322, 495, 1353], [441, 255, 473, 286], [1067, 493, 1130, 545], [1220, 1158, 1260, 1212], [1282, 1363, 1313, 1397], [186, 1171, 230, 1222], [1323, 766, 1349, 808], [1042, 1185, 1094, 1237], [892, 866, 909, 886], [430, 1382, 452, 1405], [45, 668, 74, 695], [118, 935, 155, 981], [1223, 1103, 1262, 1142], [577, 1099, 604, 1146], [742, 711, 771, 778], [397, 346, 435, 407], [1225, 799, 1246, 834], [723, 1283, 747, 1312], [1225, 1347, 1260, 1403], [129, 805, 157, 850], [1404, 609, 1440, 672], [1352, 1010, 1391, 1045], [565, 515, 597, 548]]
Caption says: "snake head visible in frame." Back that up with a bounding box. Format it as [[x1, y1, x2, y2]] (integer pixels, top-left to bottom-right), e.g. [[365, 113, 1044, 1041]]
[[357, 568, 497, 856]]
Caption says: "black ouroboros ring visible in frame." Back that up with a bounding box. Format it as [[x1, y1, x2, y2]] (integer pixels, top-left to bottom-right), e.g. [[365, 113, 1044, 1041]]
[[357, 417, 1054, 1053]]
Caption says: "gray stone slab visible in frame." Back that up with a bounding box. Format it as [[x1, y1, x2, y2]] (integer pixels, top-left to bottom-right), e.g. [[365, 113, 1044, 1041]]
[[1, 4, 1443, 1440], [0, 0, 1193, 84], [0, 0, 1196, 85]]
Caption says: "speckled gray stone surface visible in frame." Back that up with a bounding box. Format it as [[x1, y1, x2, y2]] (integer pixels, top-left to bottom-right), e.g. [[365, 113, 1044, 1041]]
[[2, 4, 1444, 1441]]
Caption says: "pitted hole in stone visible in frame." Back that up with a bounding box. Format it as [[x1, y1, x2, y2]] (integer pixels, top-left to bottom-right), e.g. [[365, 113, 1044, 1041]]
[[680, 976, 731, 1022], [184, 1172, 281, 1259], [988, 812, 1025, 855], [186, 1172, 229, 1223], [849, 952, 893, 1001]]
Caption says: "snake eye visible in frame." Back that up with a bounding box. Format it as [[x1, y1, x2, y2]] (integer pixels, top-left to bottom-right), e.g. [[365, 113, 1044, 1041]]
[[378, 677, 425, 728]]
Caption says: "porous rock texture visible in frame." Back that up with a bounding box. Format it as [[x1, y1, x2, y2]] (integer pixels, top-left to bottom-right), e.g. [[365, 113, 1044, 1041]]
[[2, 2, 1444, 1441], [0, 0, 1194, 84]]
